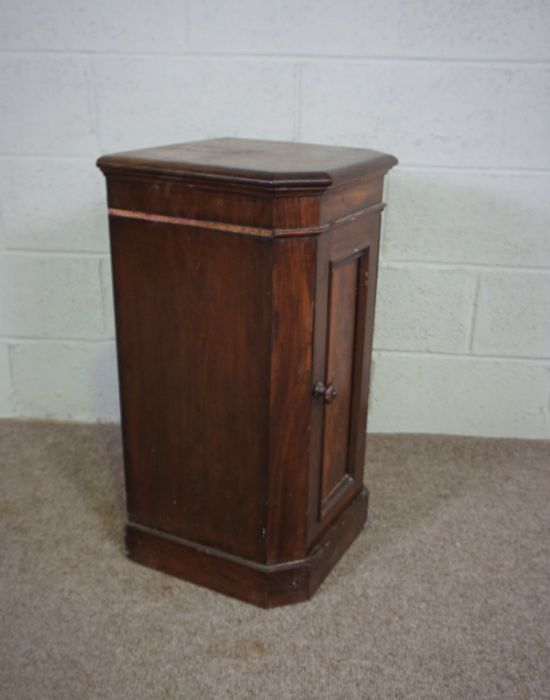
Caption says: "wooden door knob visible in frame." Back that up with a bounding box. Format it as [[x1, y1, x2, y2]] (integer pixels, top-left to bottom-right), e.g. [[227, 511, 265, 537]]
[[313, 381, 337, 404]]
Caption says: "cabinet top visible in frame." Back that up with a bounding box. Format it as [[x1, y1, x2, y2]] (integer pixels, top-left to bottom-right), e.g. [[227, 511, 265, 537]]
[[97, 137, 397, 189]]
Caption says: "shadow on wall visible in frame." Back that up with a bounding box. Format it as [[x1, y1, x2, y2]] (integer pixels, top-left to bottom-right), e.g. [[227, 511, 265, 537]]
[[381, 168, 550, 267], [0, 158, 108, 253], [7, 339, 120, 422], [0, 158, 121, 422], [91, 341, 120, 423], [368, 168, 550, 439]]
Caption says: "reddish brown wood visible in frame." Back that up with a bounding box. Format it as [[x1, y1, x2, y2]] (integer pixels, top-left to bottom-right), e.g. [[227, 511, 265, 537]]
[[307, 212, 381, 544], [321, 253, 361, 501], [125, 487, 368, 608], [98, 137, 396, 607], [266, 236, 316, 564], [319, 174, 385, 224], [98, 137, 396, 187], [109, 217, 271, 561]]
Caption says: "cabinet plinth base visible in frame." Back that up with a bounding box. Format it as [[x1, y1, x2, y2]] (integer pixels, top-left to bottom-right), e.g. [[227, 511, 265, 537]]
[[126, 488, 368, 608]]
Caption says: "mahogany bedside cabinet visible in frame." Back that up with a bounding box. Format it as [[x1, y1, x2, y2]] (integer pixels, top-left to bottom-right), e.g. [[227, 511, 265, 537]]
[[97, 138, 397, 607]]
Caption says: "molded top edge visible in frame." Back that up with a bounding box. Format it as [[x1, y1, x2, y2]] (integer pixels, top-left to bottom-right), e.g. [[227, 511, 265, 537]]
[[96, 137, 398, 189]]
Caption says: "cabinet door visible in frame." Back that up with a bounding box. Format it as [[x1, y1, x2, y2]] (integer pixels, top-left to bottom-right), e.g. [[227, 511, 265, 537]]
[[308, 215, 380, 543]]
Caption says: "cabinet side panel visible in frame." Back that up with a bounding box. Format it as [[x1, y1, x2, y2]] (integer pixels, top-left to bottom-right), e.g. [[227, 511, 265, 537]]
[[266, 236, 317, 563], [110, 216, 271, 561]]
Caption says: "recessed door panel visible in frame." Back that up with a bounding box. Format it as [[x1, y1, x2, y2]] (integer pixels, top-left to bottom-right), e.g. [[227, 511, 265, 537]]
[[321, 255, 361, 500]]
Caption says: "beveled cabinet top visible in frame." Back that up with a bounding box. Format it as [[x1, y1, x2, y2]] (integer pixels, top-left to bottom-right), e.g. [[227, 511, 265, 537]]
[[97, 137, 397, 190]]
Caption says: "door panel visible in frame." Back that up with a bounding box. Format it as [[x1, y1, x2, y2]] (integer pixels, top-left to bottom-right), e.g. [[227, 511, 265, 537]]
[[321, 254, 361, 501], [307, 214, 380, 545]]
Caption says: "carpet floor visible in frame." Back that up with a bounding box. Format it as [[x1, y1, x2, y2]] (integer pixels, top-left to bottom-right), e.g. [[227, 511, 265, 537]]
[[0, 420, 549, 699]]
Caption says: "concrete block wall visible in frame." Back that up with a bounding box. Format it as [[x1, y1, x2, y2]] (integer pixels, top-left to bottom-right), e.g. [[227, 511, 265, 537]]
[[1, 0, 549, 437]]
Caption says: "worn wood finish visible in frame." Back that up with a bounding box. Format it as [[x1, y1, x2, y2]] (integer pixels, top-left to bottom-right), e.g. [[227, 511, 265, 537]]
[[321, 253, 361, 501], [98, 137, 396, 607], [126, 487, 368, 608], [104, 175, 384, 235], [110, 217, 271, 561], [266, 236, 317, 564], [98, 137, 396, 188], [319, 174, 384, 224]]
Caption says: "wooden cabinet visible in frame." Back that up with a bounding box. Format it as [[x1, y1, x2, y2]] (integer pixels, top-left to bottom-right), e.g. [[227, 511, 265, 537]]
[[97, 138, 397, 607]]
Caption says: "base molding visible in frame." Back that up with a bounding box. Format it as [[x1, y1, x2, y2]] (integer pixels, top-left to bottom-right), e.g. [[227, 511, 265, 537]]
[[126, 488, 368, 608]]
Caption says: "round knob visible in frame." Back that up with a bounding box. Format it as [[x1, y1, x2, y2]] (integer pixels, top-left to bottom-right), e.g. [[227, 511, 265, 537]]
[[313, 381, 337, 404]]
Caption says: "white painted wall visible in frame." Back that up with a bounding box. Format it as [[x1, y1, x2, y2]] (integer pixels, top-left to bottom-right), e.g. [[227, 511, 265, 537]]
[[1, 0, 549, 437]]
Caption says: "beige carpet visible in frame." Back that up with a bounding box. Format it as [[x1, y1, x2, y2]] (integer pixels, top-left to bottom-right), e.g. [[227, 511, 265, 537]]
[[0, 420, 549, 700]]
